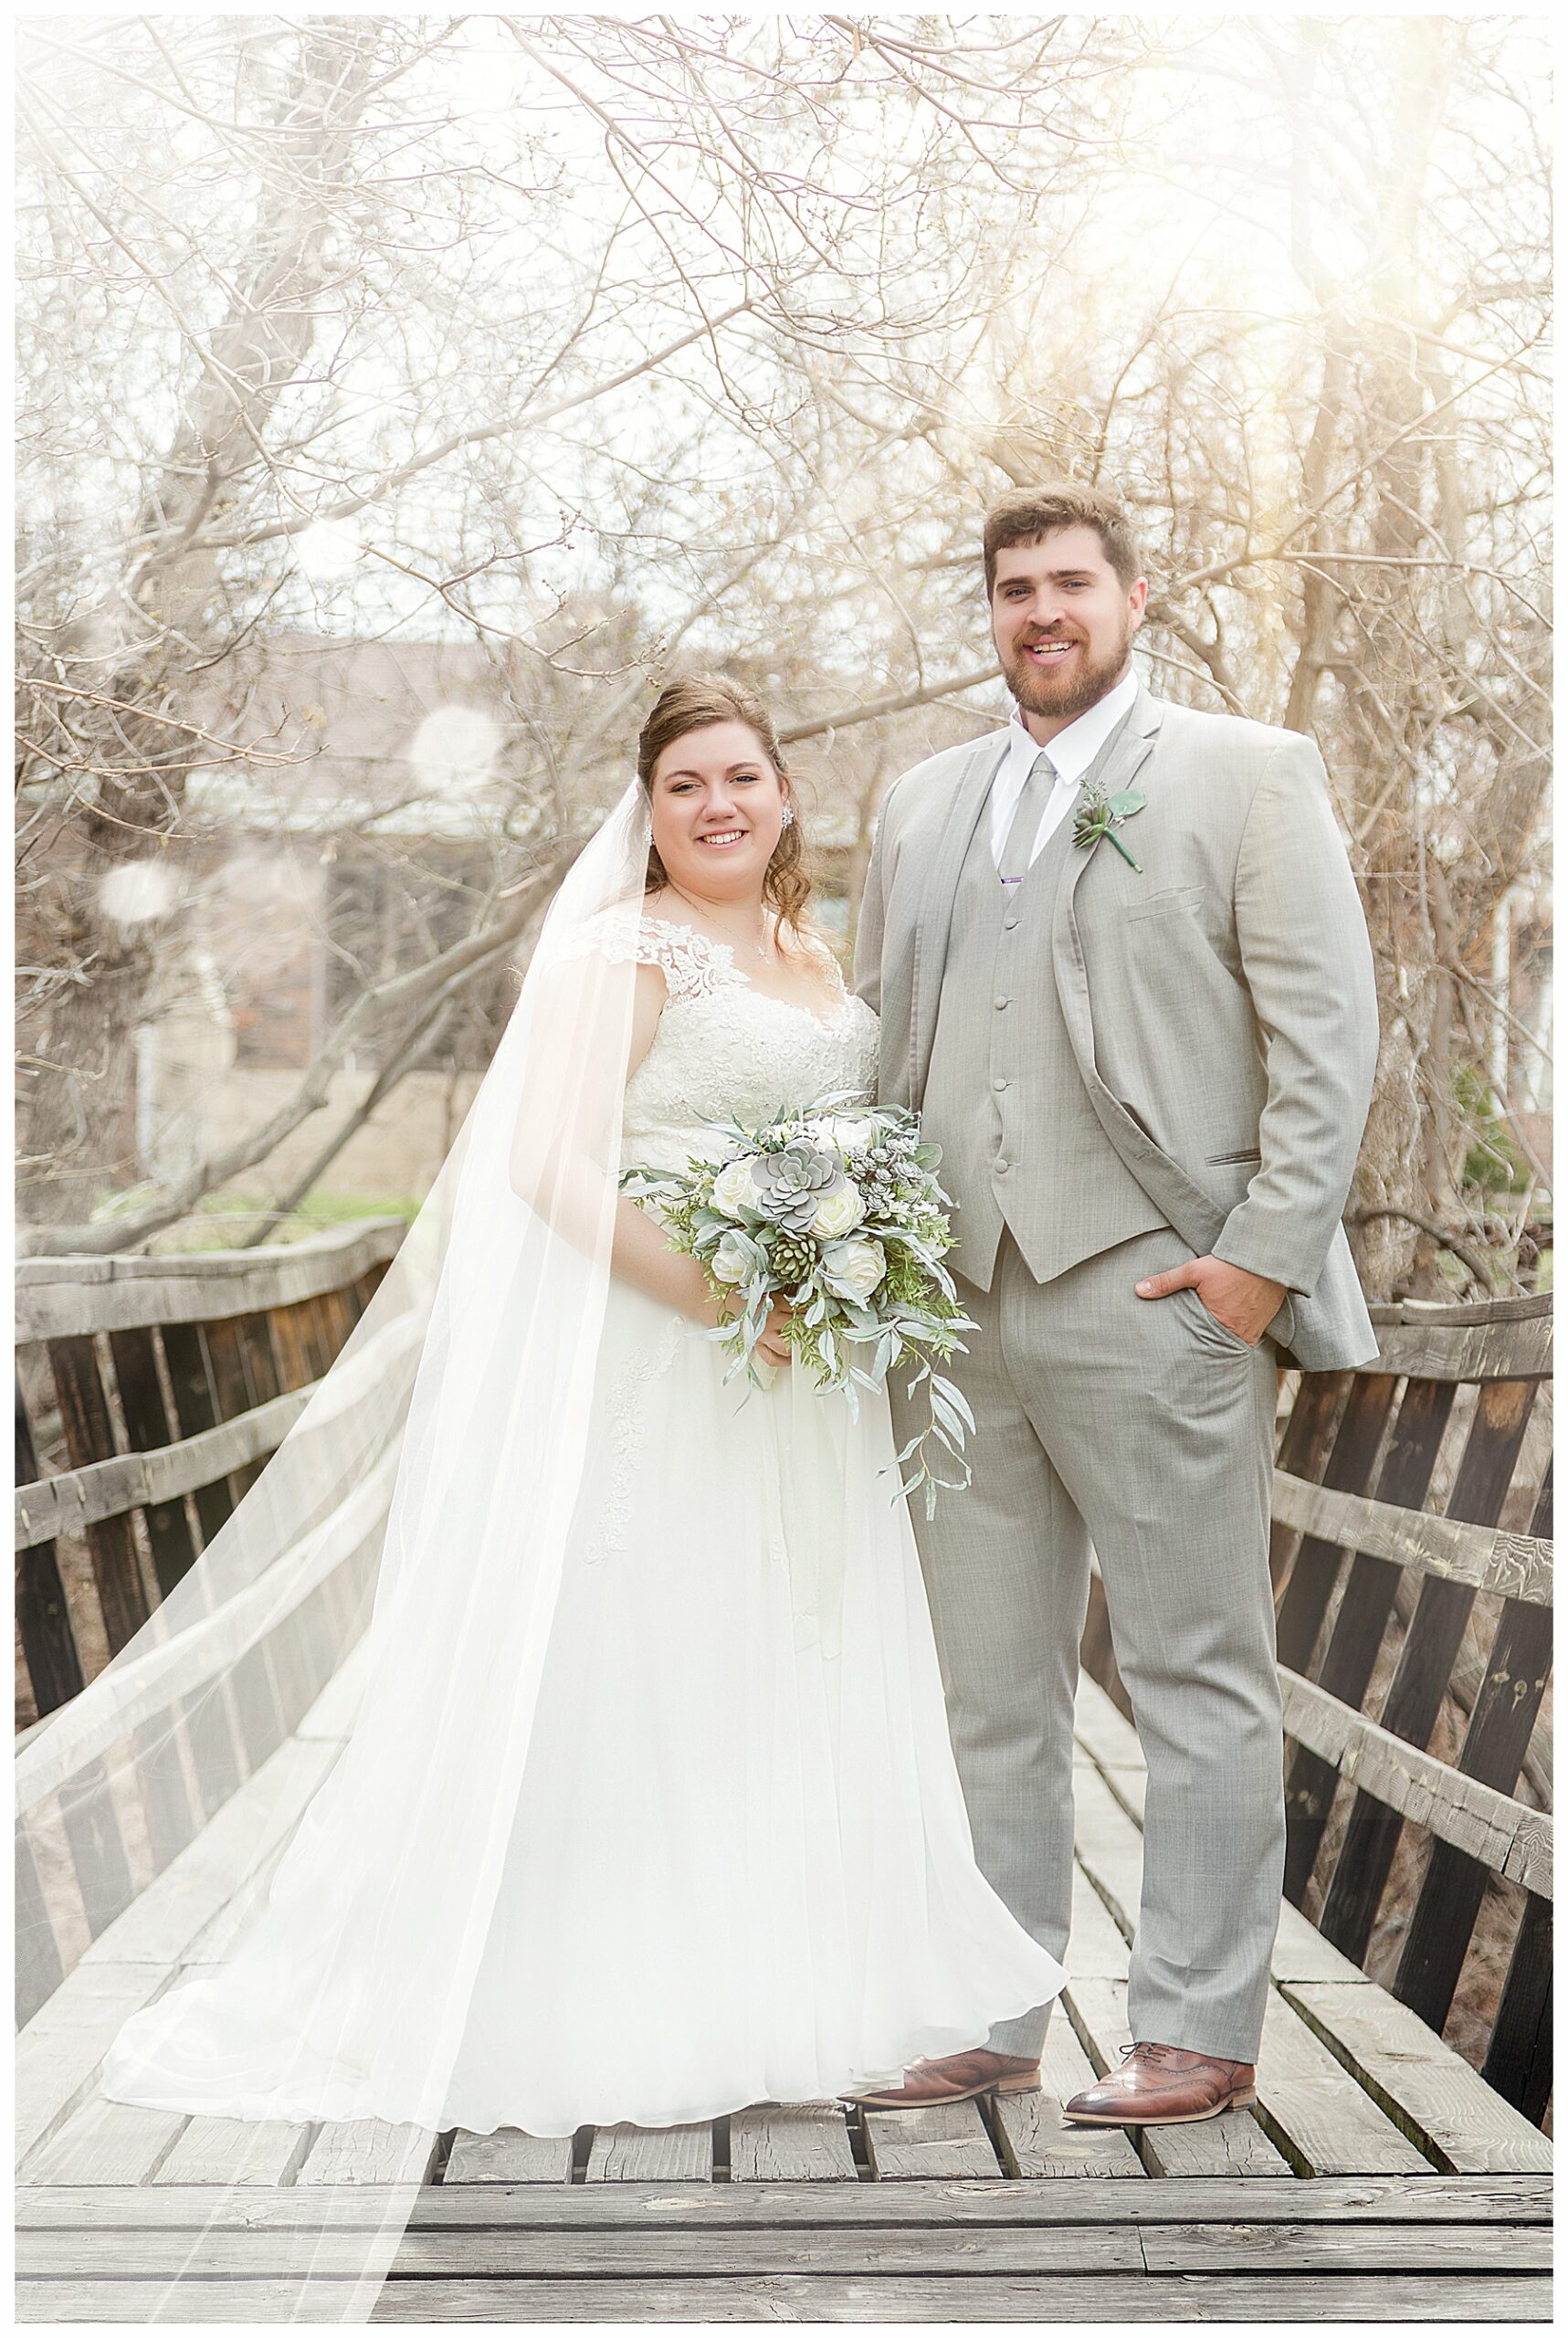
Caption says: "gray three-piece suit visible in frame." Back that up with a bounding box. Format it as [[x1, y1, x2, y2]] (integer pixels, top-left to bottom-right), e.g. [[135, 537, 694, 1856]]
[[854, 680, 1380, 2060]]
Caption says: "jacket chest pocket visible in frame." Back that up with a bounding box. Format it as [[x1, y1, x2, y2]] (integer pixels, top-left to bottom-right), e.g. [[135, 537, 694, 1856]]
[[1124, 882, 1207, 925]]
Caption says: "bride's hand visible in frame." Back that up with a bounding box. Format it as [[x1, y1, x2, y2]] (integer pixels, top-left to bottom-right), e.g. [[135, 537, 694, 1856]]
[[683, 1263, 794, 1365], [754, 1300, 795, 1368]]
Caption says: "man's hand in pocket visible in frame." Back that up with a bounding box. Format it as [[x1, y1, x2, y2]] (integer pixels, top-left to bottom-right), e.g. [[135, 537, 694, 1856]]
[[1134, 1256, 1286, 1346]]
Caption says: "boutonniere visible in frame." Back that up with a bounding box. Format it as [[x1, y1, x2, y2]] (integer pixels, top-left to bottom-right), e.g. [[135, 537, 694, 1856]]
[[1072, 780, 1147, 871]]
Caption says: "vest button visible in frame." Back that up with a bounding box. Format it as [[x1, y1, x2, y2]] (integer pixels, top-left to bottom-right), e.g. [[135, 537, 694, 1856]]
[[995, 1159, 1010, 1174], [993, 1077, 1009, 1092], [994, 995, 1010, 1010], [1003, 917, 1020, 932]]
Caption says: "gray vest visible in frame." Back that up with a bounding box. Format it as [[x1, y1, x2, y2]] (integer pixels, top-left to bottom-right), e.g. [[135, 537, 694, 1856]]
[[922, 799, 1168, 1291]]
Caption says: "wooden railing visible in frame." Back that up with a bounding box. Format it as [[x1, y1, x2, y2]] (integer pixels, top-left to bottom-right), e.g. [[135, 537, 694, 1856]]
[[15, 1217, 405, 1729], [14, 1219, 406, 2022], [19, 1233, 1550, 2133], [1082, 1291, 1553, 2127]]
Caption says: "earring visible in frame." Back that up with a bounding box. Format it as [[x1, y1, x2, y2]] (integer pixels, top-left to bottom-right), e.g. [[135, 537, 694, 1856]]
[[780, 804, 795, 830]]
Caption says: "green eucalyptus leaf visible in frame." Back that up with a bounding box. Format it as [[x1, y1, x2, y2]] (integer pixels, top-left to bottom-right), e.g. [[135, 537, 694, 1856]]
[[930, 1392, 966, 1442], [931, 1374, 976, 1432]]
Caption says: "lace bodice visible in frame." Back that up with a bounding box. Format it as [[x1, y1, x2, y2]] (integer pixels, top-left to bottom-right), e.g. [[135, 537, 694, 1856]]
[[566, 912, 879, 1175]]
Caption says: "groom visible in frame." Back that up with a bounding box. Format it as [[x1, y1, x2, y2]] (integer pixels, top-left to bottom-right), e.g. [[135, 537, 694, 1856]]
[[852, 482, 1379, 2124]]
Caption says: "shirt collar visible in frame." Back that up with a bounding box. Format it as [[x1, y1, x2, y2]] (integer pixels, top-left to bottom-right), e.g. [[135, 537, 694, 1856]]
[[1005, 666, 1140, 787]]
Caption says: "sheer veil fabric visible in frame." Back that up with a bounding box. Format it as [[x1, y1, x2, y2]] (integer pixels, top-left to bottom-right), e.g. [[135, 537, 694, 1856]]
[[16, 783, 658, 2321]]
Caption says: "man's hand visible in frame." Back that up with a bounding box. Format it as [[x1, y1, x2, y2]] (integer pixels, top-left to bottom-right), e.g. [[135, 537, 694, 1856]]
[[1135, 1255, 1286, 1347]]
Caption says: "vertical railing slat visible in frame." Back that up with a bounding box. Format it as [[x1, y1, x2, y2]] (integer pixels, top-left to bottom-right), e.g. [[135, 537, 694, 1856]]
[[1273, 1373, 1400, 1675], [15, 1378, 87, 1720], [46, 1335, 151, 1656]]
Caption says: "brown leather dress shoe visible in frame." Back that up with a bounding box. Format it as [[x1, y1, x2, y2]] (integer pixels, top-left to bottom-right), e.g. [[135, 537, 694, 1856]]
[[1061, 2039, 1257, 2125], [844, 2048, 1041, 2110]]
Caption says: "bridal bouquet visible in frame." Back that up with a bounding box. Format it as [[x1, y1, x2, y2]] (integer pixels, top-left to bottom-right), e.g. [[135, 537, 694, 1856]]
[[622, 1095, 975, 1512]]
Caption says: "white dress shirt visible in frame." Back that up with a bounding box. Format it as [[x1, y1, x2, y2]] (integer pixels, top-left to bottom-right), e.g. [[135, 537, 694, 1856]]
[[987, 667, 1140, 873]]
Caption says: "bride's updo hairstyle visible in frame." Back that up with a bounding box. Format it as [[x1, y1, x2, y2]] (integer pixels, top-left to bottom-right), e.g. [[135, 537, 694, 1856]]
[[637, 675, 813, 942]]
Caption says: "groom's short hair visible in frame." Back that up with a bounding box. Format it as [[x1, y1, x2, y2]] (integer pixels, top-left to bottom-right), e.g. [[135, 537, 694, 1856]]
[[983, 483, 1142, 597]]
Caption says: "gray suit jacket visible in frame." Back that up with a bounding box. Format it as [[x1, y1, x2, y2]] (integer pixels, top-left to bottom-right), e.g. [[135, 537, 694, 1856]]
[[854, 682, 1381, 1373]]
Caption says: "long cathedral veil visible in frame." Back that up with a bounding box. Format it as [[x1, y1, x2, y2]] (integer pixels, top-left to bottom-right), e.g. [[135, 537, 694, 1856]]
[[16, 780, 654, 2321]]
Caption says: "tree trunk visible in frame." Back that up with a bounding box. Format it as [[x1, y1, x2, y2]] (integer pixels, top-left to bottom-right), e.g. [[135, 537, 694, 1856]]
[[18, 24, 382, 1227]]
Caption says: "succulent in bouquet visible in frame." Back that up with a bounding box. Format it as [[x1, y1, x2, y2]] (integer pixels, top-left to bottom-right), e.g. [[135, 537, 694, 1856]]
[[622, 1091, 977, 1513]]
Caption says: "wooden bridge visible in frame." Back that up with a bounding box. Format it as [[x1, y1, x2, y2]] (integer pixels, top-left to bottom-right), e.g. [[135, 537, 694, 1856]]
[[15, 1224, 1552, 2322]]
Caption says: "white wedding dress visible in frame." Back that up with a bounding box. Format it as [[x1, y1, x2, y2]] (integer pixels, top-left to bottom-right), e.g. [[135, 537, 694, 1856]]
[[100, 910, 1065, 2143], [438, 916, 1065, 2133]]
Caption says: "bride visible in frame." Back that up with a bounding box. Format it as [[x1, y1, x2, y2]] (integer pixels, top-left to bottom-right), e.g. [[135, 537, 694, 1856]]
[[89, 675, 1065, 2143]]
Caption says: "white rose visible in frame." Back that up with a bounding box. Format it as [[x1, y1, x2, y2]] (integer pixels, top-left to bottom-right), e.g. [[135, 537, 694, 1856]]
[[710, 1231, 751, 1284], [711, 1157, 759, 1218], [821, 1111, 878, 1154], [824, 1236, 886, 1302], [811, 1178, 867, 1238]]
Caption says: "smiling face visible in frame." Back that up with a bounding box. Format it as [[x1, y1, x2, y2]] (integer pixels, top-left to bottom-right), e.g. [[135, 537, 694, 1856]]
[[990, 523, 1148, 737], [647, 718, 790, 902]]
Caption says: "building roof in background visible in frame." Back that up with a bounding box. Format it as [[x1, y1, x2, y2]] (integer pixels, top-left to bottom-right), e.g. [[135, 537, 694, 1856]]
[[176, 628, 942, 847], [184, 631, 545, 806]]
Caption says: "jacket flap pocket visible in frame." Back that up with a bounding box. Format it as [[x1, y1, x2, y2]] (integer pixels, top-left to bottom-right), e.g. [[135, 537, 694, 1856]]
[[1125, 882, 1206, 924]]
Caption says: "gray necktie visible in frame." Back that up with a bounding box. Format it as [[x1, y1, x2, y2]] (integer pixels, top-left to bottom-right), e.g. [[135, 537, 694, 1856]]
[[997, 750, 1058, 886]]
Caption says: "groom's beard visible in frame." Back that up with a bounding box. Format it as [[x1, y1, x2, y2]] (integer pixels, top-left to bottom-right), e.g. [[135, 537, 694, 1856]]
[[1000, 615, 1137, 724]]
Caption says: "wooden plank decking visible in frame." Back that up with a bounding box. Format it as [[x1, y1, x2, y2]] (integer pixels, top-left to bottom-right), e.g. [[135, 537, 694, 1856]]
[[16, 1669, 1552, 2323]]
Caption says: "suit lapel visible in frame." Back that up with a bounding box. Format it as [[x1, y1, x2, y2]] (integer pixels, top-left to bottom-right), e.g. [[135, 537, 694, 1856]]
[[1052, 684, 1164, 1078], [908, 732, 1009, 1105], [1047, 685, 1230, 1251]]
